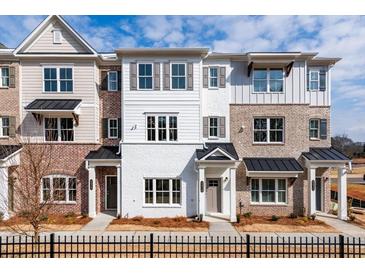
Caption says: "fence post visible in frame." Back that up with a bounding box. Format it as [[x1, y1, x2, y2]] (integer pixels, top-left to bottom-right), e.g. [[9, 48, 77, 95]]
[[150, 233, 154, 258], [339, 234, 344, 258], [246, 234, 250, 258], [50, 233, 55, 258], [0, 237, 2, 258]]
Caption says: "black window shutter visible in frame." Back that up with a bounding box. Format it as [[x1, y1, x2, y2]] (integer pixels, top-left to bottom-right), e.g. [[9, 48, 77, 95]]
[[118, 118, 121, 138], [306, 71, 309, 91], [319, 70, 326, 91], [117, 71, 121, 91], [320, 119, 327, 140], [102, 118, 109, 138]]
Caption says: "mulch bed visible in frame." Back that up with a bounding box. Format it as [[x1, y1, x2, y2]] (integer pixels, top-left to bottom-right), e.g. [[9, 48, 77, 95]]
[[0, 214, 91, 227], [235, 216, 328, 227], [110, 216, 208, 229]]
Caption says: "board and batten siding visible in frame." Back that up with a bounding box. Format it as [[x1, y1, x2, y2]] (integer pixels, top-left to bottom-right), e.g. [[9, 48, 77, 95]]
[[122, 57, 201, 143], [230, 61, 330, 106], [20, 60, 99, 143], [25, 21, 89, 54]]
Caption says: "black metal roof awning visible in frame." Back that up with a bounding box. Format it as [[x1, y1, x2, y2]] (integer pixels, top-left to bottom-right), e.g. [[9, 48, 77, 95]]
[[25, 99, 82, 111], [0, 145, 22, 161], [196, 143, 239, 161], [85, 146, 120, 160], [302, 147, 350, 162]]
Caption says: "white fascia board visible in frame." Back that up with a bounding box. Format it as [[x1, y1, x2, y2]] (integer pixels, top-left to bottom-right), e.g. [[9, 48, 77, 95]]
[[200, 147, 235, 161], [246, 171, 302, 178]]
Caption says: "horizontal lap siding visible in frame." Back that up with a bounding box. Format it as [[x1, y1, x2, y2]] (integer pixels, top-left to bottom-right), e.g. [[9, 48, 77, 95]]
[[26, 21, 89, 53], [21, 60, 98, 143]]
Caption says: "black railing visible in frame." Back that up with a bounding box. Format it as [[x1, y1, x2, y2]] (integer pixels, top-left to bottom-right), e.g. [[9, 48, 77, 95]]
[[0, 233, 364, 258], [331, 190, 365, 208]]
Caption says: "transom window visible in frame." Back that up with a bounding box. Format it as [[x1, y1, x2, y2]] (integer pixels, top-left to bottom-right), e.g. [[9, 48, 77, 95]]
[[171, 63, 186, 90], [108, 118, 118, 139], [209, 117, 219, 138], [0, 67, 9, 87], [44, 117, 74, 142], [253, 118, 284, 143], [138, 64, 153, 90], [253, 68, 283, 92], [0, 117, 9, 137], [144, 178, 181, 206], [108, 71, 118, 91], [209, 67, 218, 88], [309, 119, 320, 140], [251, 178, 287, 204], [43, 67, 73, 93], [146, 115, 178, 142], [41, 175, 76, 203]]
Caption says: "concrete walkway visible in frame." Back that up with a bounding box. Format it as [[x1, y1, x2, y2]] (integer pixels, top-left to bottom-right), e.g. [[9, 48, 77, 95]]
[[317, 213, 365, 237], [80, 211, 116, 232], [205, 215, 240, 238]]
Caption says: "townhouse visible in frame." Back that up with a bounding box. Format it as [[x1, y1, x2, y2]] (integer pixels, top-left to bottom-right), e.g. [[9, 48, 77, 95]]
[[0, 15, 350, 223]]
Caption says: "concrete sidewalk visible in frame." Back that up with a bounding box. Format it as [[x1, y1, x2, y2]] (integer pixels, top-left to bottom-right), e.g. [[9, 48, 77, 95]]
[[317, 214, 365, 238], [80, 211, 116, 232]]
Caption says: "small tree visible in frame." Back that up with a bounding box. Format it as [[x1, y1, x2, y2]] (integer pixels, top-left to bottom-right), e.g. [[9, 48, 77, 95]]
[[2, 139, 57, 239]]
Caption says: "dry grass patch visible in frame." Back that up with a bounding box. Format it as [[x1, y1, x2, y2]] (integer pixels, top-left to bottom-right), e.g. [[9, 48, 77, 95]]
[[350, 213, 365, 230], [108, 216, 209, 231], [353, 158, 365, 165], [234, 216, 337, 233], [0, 214, 92, 231], [331, 183, 365, 201]]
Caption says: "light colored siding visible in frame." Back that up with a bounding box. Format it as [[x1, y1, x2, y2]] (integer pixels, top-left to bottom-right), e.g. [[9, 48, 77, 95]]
[[25, 21, 89, 53], [122, 57, 201, 143], [20, 60, 98, 143], [230, 61, 330, 106]]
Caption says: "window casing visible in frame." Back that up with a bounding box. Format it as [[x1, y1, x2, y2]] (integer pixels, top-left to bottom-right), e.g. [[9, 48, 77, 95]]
[[108, 118, 118, 139], [253, 68, 284, 93], [251, 178, 287, 204], [208, 67, 218, 88], [0, 117, 9, 137], [144, 178, 181, 206], [43, 67, 73, 93], [0, 67, 9, 87], [44, 117, 74, 142], [107, 71, 118, 91], [253, 118, 284, 143], [138, 63, 153, 90], [171, 63, 186, 90], [41, 175, 77, 203], [209, 117, 219, 138], [146, 115, 178, 142], [309, 119, 320, 140]]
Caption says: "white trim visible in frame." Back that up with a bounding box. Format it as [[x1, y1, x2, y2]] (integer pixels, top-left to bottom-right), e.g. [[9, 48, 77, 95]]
[[0, 116, 10, 138], [142, 178, 182, 207], [250, 178, 288, 205], [208, 66, 219, 89], [137, 62, 154, 91], [309, 118, 320, 140], [308, 69, 320, 91], [200, 147, 236, 161], [0, 66, 10, 88], [208, 116, 219, 138], [253, 117, 285, 144], [105, 175, 117, 210], [107, 71, 118, 92], [40, 174, 77, 204], [42, 66, 74, 93], [145, 114, 178, 142], [108, 118, 118, 139], [170, 62, 187, 91]]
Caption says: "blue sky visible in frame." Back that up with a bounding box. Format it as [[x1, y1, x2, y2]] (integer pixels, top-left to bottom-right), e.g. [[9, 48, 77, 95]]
[[0, 15, 364, 141]]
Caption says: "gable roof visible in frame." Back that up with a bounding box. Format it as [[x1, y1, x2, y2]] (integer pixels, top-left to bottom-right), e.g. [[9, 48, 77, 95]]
[[0, 145, 22, 161], [14, 15, 97, 56], [85, 146, 120, 160], [196, 143, 239, 161]]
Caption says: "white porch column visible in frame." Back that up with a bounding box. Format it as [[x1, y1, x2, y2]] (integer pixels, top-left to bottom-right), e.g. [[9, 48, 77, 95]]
[[117, 164, 121, 217], [308, 166, 316, 215], [229, 168, 237, 222], [337, 167, 347, 220], [198, 167, 205, 220], [0, 167, 9, 220], [87, 166, 96, 218]]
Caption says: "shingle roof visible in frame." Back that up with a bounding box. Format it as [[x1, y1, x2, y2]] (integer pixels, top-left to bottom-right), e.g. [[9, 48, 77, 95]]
[[243, 157, 303, 172], [25, 99, 82, 110], [302, 147, 350, 161], [196, 143, 239, 160], [85, 146, 120, 160], [0, 145, 22, 160]]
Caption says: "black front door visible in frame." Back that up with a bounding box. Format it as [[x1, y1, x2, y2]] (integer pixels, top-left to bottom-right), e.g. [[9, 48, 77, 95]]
[[315, 177, 322, 211], [106, 176, 117, 209]]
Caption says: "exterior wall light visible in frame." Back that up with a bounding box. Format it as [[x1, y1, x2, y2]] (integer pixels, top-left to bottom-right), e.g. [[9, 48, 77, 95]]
[[200, 181, 204, 193], [90, 179, 93, 191]]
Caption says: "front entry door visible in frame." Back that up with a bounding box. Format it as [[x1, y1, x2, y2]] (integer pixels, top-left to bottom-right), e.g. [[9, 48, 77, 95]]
[[206, 179, 221, 213], [315, 177, 322, 211], [106, 176, 117, 210]]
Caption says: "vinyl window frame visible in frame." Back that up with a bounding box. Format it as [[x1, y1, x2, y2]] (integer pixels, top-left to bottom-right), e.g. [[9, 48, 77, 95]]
[[143, 178, 181, 207], [250, 178, 287, 205], [0, 116, 9, 137], [43, 66, 74, 93], [107, 71, 118, 92], [309, 118, 320, 140], [308, 69, 320, 91], [108, 118, 118, 139], [145, 114, 178, 142], [170, 63, 187, 91], [252, 68, 284, 93], [44, 117, 75, 142], [137, 63, 153, 90], [0, 67, 9, 88], [208, 116, 219, 139], [40, 175, 77, 204], [253, 117, 284, 144], [208, 66, 218, 89]]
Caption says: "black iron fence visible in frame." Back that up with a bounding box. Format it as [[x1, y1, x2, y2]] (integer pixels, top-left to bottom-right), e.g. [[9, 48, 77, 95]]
[[331, 190, 365, 209], [0, 233, 364, 258]]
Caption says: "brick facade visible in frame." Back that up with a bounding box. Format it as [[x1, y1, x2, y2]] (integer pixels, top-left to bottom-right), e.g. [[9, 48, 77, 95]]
[[230, 104, 332, 216]]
